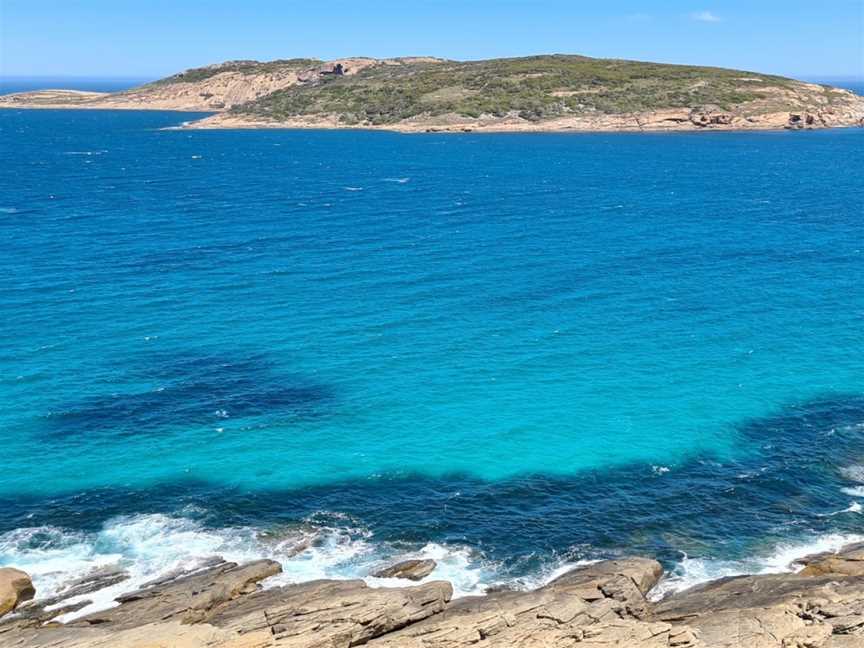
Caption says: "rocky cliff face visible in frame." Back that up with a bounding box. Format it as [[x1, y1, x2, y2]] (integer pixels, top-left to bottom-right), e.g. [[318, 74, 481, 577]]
[[0, 57, 442, 113], [3, 543, 864, 647]]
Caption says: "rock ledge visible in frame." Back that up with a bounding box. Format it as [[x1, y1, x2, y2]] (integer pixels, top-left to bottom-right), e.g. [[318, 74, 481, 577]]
[[2, 544, 864, 647]]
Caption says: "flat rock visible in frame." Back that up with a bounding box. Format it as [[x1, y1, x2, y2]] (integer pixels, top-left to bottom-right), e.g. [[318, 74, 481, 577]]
[[368, 557, 669, 647], [654, 572, 864, 647], [373, 558, 437, 581], [211, 578, 453, 646], [795, 542, 864, 577]]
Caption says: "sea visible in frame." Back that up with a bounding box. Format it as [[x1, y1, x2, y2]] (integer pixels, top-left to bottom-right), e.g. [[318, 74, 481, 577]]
[[0, 80, 862, 619]]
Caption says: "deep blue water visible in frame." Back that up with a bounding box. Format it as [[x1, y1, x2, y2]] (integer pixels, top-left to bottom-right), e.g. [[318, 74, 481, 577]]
[[0, 109, 863, 605]]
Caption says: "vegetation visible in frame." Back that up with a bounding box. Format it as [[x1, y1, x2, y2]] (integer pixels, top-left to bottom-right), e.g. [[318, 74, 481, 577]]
[[231, 55, 795, 124], [147, 58, 322, 85]]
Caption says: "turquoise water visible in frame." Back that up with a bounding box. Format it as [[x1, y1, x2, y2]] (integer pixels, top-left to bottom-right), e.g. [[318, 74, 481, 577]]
[[1, 109, 863, 606]]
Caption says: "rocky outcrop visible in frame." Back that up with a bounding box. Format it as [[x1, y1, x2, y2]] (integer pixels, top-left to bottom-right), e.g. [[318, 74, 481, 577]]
[[0, 568, 35, 618], [3, 543, 864, 647], [373, 559, 437, 581], [653, 573, 864, 647], [795, 542, 864, 577]]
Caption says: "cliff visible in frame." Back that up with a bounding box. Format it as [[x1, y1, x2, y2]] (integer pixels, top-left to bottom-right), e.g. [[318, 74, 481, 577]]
[[2, 55, 862, 132], [2, 542, 864, 647]]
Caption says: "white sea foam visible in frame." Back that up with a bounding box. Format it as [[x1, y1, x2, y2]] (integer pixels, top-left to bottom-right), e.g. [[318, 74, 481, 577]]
[[383, 177, 410, 183], [842, 486, 864, 497], [649, 532, 864, 601], [0, 513, 492, 622], [841, 464, 864, 483], [5, 512, 863, 623]]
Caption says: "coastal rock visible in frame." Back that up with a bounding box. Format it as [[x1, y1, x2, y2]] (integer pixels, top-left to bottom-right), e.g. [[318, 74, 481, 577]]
[[5, 548, 864, 647], [54, 565, 130, 601], [368, 557, 669, 647], [795, 542, 864, 577], [0, 568, 35, 617], [68, 559, 282, 628], [689, 105, 735, 127], [211, 578, 453, 646], [653, 571, 864, 647], [373, 558, 437, 581]]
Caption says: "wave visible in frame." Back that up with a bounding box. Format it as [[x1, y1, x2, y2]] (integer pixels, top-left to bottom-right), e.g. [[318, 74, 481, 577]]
[[649, 532, 864, 601], [0, 512, 493, 622], [3, 509, 864, 623]]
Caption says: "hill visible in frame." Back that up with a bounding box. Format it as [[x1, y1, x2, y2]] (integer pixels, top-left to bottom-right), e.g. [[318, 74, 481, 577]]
[[2, 55, 862, 132]]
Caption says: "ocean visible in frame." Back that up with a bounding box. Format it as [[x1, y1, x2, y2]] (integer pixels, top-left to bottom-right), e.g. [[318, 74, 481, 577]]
[[0, 108, 862, 618]]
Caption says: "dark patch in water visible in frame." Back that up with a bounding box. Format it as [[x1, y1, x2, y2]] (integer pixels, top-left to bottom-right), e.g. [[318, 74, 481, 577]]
[[9, 394, 864, 576], [41, 352, 333, 438]]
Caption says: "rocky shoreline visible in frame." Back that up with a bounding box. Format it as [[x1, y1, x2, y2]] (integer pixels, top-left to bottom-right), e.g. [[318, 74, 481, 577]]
[[2, 542, 863, 647]]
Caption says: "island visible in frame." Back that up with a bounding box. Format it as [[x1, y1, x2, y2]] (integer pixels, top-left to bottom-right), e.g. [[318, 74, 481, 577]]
[[1, 54, 862, 132]]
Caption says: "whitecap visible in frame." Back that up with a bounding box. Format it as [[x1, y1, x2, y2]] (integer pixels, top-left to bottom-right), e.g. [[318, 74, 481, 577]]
[[0, 512, 496, 623], [842, 486, 864, 497], [840, 464, 864, 483], [383, 177, 410, 184], [649, 532, 864, 601], [343, 186, 363, 192], [817, 501, 863, 517]]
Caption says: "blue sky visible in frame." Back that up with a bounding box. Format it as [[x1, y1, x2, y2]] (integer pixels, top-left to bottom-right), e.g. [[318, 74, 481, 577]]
[[1, 0, 862, 80]]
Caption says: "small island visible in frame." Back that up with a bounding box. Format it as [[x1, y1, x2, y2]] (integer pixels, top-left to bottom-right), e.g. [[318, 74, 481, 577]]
[[2, 54, 862, 132]]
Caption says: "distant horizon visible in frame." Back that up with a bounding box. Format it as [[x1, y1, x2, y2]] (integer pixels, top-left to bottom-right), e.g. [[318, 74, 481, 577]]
[[2, 1, 862, 79]]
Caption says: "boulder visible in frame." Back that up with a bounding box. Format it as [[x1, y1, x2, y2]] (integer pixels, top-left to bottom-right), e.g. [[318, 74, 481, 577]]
[[0, 568, 35, 617], [373, 558, 437, 581]]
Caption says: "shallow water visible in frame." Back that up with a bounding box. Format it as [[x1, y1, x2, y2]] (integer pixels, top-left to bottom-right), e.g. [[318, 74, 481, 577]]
[[1, 109, 862, 614]]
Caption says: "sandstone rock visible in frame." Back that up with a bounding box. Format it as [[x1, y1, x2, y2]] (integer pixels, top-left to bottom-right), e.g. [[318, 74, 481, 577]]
[[0, 568, 35, 617], [54, 565, 130, 600], [4, 549, 864, 648], [67, 559, 281, 629], [368, 557, 668, 647], [211, 578, 453, 647], [795, 542, 864, 577], [653, 572, 864, 648], [373, 558, 437, 581]]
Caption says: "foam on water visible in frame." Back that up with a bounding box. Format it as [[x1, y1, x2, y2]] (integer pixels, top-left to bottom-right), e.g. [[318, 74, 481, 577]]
[[0, 512, 493, 622], [649, 533, 864, 601]]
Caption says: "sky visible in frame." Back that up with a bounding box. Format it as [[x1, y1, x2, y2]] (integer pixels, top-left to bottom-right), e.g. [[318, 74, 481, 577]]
[[1, 0, 862, 80]]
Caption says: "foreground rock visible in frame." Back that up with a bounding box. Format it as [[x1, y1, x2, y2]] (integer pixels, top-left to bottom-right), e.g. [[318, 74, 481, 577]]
[[0, 568, 35, 618], [654, 572, 864, 647], [2, 543, 864, 647], [373, 559, 437, 581]]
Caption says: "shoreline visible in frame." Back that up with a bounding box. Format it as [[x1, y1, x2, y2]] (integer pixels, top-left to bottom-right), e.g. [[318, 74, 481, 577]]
[[3, 95, 864, 134], [3, 539, 864, 647]]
